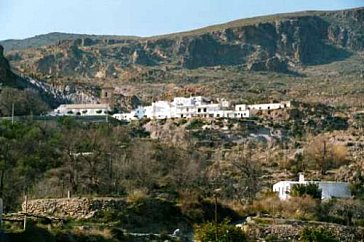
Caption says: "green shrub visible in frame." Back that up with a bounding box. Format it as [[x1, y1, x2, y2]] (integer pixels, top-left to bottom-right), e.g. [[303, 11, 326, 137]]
[[299, 227, 338, 242], [194, 220, 246, 242], [291, 183, 321, 199], [187, 118, 205, 130]]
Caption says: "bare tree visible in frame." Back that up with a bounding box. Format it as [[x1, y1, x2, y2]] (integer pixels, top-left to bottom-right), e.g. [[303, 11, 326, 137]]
[[304, 136, 348, 175], [229, 143, 262, 204]]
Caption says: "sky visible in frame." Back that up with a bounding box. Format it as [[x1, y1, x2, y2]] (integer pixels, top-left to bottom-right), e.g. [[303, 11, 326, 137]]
[[1, 0, 363, 40]]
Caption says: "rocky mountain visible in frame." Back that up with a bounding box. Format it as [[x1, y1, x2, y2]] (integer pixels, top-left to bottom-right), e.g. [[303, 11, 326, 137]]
[[0, 44, 92, 109], [0, 32, 138, 52], [2, 7, 363, 85], [0, 45, 16, 86]]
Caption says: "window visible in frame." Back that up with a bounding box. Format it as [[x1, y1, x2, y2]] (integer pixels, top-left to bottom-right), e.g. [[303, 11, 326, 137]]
[[105, 92, 108, 98], [203, 108, 207, 112], [198, 108, 201, 113]]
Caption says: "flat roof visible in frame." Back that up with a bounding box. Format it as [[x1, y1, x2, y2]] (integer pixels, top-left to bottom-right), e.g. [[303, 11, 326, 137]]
[[59, 104, 110, 109]]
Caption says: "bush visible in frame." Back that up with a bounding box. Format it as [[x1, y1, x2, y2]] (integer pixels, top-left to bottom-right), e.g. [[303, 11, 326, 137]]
[[291, 183, 322, 199], [186, 118, 205, 130], [194, 220, 246, 242], [251, 195, 318, 220], [179, 191, 205, 222], [127, 189, 149, 203], [299, 227, 338, 242]]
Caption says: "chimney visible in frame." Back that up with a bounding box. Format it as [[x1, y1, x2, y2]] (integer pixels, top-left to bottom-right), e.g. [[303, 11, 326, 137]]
[[299, 173, 305, 183]]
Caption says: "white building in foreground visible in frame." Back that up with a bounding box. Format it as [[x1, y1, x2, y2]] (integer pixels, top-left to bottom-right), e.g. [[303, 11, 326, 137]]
[[113, 96, 291, 121], [50, 103, 111, 116], [273, 174, 351, 200]]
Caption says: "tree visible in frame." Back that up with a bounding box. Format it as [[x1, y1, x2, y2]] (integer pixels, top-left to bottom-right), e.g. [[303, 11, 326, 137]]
[[300, 227, 338, 242], [194, 220, 247, 242], [211, 143, 262, 204], [0, 87, 48, 116], [291, 183, 322, 199], [328, 199, 364, 225], [304, 136, 348, 175]]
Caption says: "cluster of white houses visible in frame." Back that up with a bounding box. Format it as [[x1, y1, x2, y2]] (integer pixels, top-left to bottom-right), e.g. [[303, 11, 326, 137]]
[[49, 95, 292, 120], [273, 174, 351, 200], [112, 96, 291, 121]]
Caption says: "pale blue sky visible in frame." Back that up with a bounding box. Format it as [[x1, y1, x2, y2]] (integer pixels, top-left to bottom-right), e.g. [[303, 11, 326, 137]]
[[1, 0, 363, 40]]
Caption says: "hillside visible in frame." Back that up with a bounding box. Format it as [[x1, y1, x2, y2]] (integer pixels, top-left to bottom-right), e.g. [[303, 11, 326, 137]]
[[1, 7, 364, 241], [0, 32, 139, 52], [2, 8, 363, 78], [0, 8, 363, 113]]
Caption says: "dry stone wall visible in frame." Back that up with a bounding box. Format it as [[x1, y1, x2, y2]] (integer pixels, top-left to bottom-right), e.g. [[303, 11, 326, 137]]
[[245, 219, 364, 241], [22, 197, 127, 220]]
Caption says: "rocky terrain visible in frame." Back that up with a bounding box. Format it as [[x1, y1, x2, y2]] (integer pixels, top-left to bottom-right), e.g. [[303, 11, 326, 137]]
[[2, 8, 363, 83], [0, 45, 17, 86], [0, 8, 362, 114], [0, 6, 363, 242]]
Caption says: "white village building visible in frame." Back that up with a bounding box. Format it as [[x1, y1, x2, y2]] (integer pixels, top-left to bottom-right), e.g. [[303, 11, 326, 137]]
[[247, 101, 291, 111], [113, 96, 291, 121], [50, 103, 111, 116], [273, 174, 351, 200]]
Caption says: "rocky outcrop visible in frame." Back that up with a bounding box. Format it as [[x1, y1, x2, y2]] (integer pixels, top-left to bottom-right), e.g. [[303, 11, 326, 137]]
[[22, 198, 127, 220], [0, 45, 16, 85]]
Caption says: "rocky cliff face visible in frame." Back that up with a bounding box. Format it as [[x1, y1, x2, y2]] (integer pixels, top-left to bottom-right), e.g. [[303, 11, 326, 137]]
[[3, 8, 364, 83], [0, 45, 16, 86]]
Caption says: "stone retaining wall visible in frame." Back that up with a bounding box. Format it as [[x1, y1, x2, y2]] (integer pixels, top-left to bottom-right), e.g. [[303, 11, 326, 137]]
[[245, 220, 364, 241], [22, 197, 127, 220]]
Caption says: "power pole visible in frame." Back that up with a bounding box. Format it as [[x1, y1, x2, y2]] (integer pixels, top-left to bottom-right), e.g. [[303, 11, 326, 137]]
[[214, 194, 218, 241], [11, 103, 14, 125], [0, 198, 3, 238], [23, 195, 28, 231]]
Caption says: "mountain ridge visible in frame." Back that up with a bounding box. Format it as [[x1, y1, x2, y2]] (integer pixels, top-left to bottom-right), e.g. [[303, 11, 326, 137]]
[[1, 7, 363, 99], [1, 7, 363, 51]]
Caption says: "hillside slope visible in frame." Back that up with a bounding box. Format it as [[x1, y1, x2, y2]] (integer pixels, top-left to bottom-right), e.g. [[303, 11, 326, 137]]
[[0, 8, 363, 112], [3, 7, 363, 82]]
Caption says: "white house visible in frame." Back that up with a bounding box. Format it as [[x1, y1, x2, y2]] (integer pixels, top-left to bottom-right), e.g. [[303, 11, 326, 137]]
[[50, 103, 111, 116], [247, 101, 291, 111], [112, 96, 252, 121], [273, 174, 351, 200]]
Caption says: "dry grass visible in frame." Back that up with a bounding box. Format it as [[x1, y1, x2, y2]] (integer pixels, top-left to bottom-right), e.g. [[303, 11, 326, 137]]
[[126, 188, 149, 203], [249, 194, 319, 220]]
